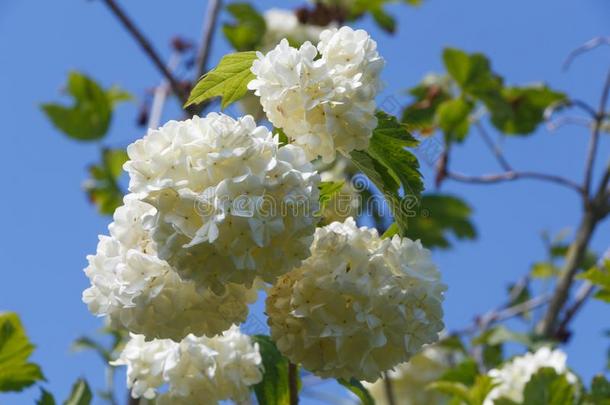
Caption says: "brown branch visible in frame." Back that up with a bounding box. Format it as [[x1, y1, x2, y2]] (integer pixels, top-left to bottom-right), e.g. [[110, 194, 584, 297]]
[[475, 122, 512, 171], [556, 281, 595, 336], [537, 67, 610, 338], [383, 372, 397, 405], [446, 170, 584, 195], [194, 0, 223, 80], [583, 69, 610, 196], [288, 362, 299, 405], [100, 0, 188, 105]]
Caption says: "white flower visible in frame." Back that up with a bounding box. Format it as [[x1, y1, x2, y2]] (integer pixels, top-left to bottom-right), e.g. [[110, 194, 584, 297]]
[[364, 345, 458, 405], [83, 197, 258, 341], [239, 9, 334, 120], [266, 218, 446, 382], [113, 326, 262, 404], [123, 113, 320, 294], [249, 26, 384, 163], [484, 347, 577, 404]]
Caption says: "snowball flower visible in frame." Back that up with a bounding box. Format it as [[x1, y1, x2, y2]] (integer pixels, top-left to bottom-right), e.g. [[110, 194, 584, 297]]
[[484, 347, 577, 405], [364, 345, 458, 405], [266, 218, 446, 382], [112, 326, 262, 404], [249, 26, 384, 163], [83, 197, 258, 341], [239, 9, 333, 120], [123, 113, 320, 294]]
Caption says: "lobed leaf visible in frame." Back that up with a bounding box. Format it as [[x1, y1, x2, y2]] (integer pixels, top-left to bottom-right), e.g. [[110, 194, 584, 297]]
[[185, 51, 257, 109]]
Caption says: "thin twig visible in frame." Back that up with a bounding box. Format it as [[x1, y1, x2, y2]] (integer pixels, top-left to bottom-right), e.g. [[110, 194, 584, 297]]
[[584, 69, 610, 197], [100, 0, 187, 105], [194, 0, 223, 80], [288, 362, 299, 405], [475, 122, 512, 171], [383, 372, 397, 405], [557, 281, 596, 334], [447, 170, 584, 195], [563, 36, 610, 71], [148, 52, 181, 129]]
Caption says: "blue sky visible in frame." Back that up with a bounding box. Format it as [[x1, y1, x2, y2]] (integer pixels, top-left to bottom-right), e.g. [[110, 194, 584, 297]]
[[0, 0, 609, 403]]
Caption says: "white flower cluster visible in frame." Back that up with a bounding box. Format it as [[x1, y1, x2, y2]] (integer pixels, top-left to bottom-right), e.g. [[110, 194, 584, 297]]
[[239, 9, 333, 120], [484, 347, 577, 405], [249, 26, 384, 163], [112, 326, 262, 404], [266, 218, 446, 382], [364, 345, 458, 405], [83, 197, 258, 341], [124, 113, 320, 294]]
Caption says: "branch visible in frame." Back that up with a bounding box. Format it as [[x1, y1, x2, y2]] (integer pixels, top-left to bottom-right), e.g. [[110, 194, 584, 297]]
[[556, 281, 595, 336], [288, 362, 299, 405], [446, 170, 584, 195], [100, 0, 187, 105], [537, 67, 610, 338], [194, 0, 223, 80], [563, 36, 610, 71], [383, 372, 397, 405], [475, 122, 512, 171], [583, 69, 610, 196]]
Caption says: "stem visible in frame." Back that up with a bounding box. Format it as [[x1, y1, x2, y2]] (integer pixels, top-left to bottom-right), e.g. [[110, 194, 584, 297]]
[[583, 69, 610, 196], [476, 122, 512, 171], [100, 0, 187, 105], [556, 282, 595, 334], [383, 372, 397, 405], [535, 209, 600, 337], [194, 0, 222, 80], [447, 170, 584, 195], [288, 362, 299, 405]]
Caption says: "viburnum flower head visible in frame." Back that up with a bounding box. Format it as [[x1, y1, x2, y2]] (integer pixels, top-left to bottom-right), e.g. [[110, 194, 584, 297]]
[[249, 26, 384, 163], [266, 218, 446, 382], [112, 326, 263, 404], [484, 347, 577, 405], [82, 197, 258, 341], [124, 113, 320, 294]]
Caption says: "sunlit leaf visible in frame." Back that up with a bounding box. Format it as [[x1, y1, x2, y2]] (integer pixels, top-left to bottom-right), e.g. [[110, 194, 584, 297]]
[[185, 51, 257, 109], [0, 312, 44, 392]]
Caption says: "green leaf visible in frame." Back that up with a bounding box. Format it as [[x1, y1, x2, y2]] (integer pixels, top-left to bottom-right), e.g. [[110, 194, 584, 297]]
[[577, 260, 610, 303], [64, 379, 92, 405], [405, 194, 476, 249], [185, 51, 257, 109], [338, 378, 375, 405], [474, 325, 532, 347], [41, 72, 128, 141], [37, 388, 56, 405], [530, 262, 559, 279], [490, 86, 566, 135], [427, 381, 471, 403], [351, 111, 423, 236], [443, 48, 503, 96], [84, 148, 128, 215], [437, 98, 473, 142], [470, 375, 498, 405], [0, 312, 44, 392], [223, 3, 266, 51], [402, 76, 452, 134], [319, 181, 345, 212], [381, 222, 400, 239], [252, 335, 298, 405], [521, 367, 575, 405], [588, 374, 610, 405], [71, 337, 111, 363], [371, 7, 396, 33], [440, 359, 479, 386]]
